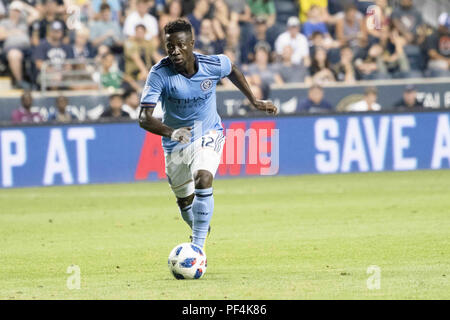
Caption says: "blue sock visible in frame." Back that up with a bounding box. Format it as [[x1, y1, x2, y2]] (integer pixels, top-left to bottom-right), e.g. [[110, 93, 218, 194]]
[[179, 204, 193, 228], [192, 187, 214, 248]]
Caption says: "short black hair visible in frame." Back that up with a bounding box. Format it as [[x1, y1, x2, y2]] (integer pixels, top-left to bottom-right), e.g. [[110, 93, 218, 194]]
[[164, 18, 192, 35], [109, 93, 122, 101], [123, 89, 137, 100], [100, 3, 110, 11]]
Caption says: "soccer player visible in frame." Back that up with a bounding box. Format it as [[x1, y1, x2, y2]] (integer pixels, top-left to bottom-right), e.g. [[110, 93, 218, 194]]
[[139, 19, 277, 249]]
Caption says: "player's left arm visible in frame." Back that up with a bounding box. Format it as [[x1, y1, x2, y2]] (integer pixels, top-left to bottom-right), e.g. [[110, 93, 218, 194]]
[[226, 63, 278, 115]]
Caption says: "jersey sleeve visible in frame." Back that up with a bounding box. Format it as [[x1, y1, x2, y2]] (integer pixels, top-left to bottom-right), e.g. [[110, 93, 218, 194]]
[[217, 54, 232, 79], [140, 69, 165, 108]]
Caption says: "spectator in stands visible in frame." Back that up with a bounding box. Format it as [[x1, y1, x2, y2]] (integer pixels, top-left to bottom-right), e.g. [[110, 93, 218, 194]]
[[225, 23, 243, 64], [187, 0, 210, 36], [91, 0, 122, 23], [310, 31, 340, 55], [123, 0, 158, 41], [348, 86, 381, 112], [48, 95, 77, 123], [124, 24, 158, 82], [122, 89, 141, 119], [247, 0, 276, 27], [213, 0, 232, 32], [365, 0, 391, 47], [100, 94, 129, 119], [158, 0, 183, 32], [225, 0, 252, 25], [272, 45, 308, 83], [333, 45, 356, 83], [89, 3, 124, 52], [246, 41, 283, 87], [302, 5, 330, 40], [11, 90, 42, 124], [335, 4, 367, 52], [30, 0, 68, 47], [72, 27, 95, 61], [96, 51, 140, 91], [32, 20, 74, 87], [393, 84, 424, 111], [384, 28, 412, 78], [0, 1, 38, 89], [195, 18, 226, 55], [327, 0, 356, 22], [308, 46, 336, 84], [425, 13, 450, 78], [354, 42, 389, 80], [299, 0, 329, 24], [245, 16, 271, 63], [297, 84, 333, 113], [275, 17, 310, 67], [181, 0, 197, 16], [98, 52, 123, 89], [391, 0, 426, 45]]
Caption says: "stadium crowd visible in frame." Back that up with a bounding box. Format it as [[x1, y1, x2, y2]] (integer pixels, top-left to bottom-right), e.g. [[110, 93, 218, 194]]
[[1, 0, 449, 123]]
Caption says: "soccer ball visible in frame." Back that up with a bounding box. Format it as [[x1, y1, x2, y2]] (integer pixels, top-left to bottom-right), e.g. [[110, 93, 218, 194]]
[[168, 243, 207, 279]]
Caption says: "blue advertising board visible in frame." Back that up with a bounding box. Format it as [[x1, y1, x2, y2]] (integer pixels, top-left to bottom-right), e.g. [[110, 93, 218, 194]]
[[0, 111, 449, 188]]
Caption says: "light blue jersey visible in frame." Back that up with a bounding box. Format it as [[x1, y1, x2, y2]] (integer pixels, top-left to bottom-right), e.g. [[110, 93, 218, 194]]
[[140, 53, 232, 153]]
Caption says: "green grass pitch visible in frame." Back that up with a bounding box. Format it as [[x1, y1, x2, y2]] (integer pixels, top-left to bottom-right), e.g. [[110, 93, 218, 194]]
[[0, 170, 449, 300]]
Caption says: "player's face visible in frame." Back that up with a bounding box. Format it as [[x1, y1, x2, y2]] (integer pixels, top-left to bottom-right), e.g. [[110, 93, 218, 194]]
[[165, 31, 194, 69]]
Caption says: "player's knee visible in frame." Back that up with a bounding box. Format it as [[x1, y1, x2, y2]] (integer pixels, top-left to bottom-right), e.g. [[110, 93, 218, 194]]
[[193, 170, 213, 189], [176, 194, 194, 209]]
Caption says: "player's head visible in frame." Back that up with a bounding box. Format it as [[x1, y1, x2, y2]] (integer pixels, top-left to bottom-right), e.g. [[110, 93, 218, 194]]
[[164, 19, 194, 69]]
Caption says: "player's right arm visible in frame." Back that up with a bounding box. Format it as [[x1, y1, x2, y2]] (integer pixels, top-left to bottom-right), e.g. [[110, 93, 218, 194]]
[[138, 70, 191, 144]]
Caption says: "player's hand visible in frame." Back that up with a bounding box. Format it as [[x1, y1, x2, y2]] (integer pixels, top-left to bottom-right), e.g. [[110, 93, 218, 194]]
[[253, 100, 278, 115], [171, 127, 192, 144]]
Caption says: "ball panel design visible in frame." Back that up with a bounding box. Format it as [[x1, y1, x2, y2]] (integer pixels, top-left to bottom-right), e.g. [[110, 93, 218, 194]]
[[168, 243, 207, 280]]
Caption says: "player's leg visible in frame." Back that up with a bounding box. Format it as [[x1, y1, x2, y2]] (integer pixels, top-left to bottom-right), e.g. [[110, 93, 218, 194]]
[[165, 151, 195, 229], [190, 130, 225, 248], [176, 194, 194, 228], [191, 169, 215, 248]]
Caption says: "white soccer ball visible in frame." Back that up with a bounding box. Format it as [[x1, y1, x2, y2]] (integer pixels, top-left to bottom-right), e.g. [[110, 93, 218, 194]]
[[168, 242, 207, 280]]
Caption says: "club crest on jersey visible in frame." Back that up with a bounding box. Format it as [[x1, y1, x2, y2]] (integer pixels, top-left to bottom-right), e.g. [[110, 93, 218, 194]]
[[200, 79, 213, 91]]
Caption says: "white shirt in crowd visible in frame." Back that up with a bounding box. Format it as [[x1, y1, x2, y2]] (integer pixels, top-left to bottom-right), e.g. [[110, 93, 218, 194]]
[[275, 31, 309, 65], [123, 11, 158, 40], [123, 101, 163, 120], [122, 104, 140, 119], [348, 100, 381, 112]]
